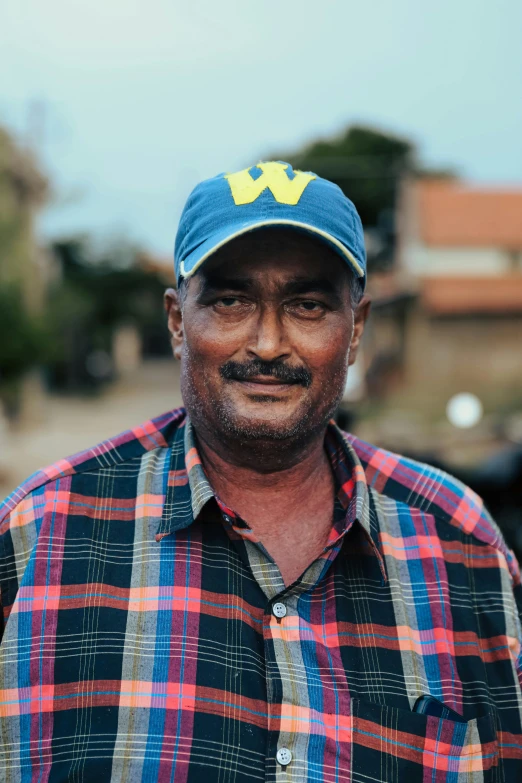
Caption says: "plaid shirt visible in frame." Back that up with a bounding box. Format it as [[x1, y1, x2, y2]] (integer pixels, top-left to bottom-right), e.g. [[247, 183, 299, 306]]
[[1, 407, 521, 782]]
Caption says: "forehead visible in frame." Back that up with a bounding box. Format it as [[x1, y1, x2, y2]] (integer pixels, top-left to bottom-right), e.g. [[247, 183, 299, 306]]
[[195, 228, 350, 286]]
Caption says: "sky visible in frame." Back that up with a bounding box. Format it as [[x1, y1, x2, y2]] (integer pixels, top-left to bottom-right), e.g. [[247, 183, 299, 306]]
[[2, 0, 522, 260]]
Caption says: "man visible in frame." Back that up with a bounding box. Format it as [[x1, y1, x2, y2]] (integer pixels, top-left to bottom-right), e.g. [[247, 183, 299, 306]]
[[0, 161, 521, 782]]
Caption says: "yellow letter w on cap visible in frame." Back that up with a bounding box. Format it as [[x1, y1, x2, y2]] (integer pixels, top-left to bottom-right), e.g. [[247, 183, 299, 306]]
[[225, 162, 316, 206]]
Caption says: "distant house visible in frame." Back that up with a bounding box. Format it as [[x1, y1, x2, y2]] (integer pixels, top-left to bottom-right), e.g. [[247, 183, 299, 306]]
[[362, 178, 522, 425], [398, 178, 522, 279]]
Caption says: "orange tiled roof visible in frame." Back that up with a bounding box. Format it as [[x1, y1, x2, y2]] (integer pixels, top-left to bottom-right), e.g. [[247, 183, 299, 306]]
[[417, 180, 522, 249], [421, 275, 522, 314]]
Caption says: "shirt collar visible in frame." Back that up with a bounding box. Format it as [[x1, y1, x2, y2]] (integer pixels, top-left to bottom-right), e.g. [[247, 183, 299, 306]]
[[323, 422, 387, 580], [155, 412, 387, 581]]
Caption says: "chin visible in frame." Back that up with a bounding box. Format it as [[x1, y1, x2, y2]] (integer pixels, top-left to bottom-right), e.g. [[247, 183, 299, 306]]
[[221, 404, 319, 442]]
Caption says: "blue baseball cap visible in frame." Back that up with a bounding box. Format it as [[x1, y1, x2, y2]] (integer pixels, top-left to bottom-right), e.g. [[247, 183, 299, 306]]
[[174, 161, 366, 289]]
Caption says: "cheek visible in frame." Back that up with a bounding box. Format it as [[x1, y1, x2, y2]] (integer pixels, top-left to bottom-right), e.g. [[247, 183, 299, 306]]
[[182, 311, 243, 368], [293, 322, 353, 377]]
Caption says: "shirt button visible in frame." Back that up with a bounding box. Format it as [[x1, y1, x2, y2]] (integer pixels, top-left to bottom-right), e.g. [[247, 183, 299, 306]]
[[272, 602, 287, 619], [276, 747, 292, 766]]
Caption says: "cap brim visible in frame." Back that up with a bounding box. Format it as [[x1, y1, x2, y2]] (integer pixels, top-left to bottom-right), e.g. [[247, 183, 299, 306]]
[[178, 218, 364, 280]]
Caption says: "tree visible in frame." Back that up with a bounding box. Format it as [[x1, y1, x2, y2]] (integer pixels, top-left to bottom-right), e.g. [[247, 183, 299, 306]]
[[0, 125, 49, 304], [46, 236, 171, 391], [0, 125, 50, 412], [0, 284, 50, 413], [271, 125, 454, 270]]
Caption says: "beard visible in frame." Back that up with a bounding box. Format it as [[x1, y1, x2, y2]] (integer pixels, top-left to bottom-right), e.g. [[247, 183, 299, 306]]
[[180, 343, 349, 461]]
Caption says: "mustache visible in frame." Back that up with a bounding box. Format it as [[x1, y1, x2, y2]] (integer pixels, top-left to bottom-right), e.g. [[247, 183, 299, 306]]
[[220, 359, 312, 388]]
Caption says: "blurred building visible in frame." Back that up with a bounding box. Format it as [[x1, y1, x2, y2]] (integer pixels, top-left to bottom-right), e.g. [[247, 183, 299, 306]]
[[398, 179, 522, 408], [399, 178, 522, 276], [358, 178, 522, 460]]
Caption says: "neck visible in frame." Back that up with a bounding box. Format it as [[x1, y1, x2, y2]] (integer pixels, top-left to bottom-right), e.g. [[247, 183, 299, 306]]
[[193, 422, 336, 584], [195, 425, 332, 500]]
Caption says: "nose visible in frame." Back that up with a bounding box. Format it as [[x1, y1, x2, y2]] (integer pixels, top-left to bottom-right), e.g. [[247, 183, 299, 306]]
[[246, 305, 291, 362]]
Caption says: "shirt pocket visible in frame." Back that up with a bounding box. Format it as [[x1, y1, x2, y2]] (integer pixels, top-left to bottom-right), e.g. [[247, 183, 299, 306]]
[[351, 698, 498, 783]]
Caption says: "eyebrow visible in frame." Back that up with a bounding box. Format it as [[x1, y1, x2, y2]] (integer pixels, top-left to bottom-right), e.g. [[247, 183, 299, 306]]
[[198, 275, 340, 298], [198, 276, 252, 295], [282, 277, 338, 296]]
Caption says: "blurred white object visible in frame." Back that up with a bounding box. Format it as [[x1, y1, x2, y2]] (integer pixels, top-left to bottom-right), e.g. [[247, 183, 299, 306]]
[[0, 402, 10, 472], [112, 324, 142, 377], [446, 393, 483, 429], [342, 349, 366, 403]]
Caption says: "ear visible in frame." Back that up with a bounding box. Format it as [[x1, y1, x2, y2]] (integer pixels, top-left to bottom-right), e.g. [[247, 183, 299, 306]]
[[348, 294, 371, 366], [164, 287, 184, 360]]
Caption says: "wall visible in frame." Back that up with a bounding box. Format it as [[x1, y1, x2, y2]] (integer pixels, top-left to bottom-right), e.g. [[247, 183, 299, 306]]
[[401, 308, 522, 414], [401, 243, 517, 278]]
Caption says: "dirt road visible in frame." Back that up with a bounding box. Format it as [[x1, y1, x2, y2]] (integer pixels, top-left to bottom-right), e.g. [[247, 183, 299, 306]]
[[0, 359, 183, 499]]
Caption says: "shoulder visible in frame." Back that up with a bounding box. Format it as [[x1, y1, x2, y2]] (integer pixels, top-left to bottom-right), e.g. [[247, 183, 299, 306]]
[[0, 407, 186, 530], [344, 430, 520, 584]]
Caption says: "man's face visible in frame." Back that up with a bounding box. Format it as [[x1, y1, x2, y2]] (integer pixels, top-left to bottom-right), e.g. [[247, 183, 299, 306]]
[[166, 230, 370, 450]]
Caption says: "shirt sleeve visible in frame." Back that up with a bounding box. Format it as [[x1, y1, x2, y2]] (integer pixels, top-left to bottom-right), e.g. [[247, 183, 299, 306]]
[[0, 517, 7, 644], [513, 580, 522, 690], [0, 489, 43, 631]]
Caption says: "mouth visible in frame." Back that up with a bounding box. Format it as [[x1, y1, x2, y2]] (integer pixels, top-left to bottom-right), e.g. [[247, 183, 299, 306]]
[[232, 376, 298, 394]]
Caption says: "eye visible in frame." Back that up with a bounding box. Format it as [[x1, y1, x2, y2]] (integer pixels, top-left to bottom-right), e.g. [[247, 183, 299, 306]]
[[287, 299, 327, 318], [212, 296, 254, 315]]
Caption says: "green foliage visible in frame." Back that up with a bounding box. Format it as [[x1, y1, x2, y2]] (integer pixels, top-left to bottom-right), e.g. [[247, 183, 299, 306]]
[[0, 125, 49, 276], [285, 125, 415, 228], [273, 124, 455, 270], [0, 284, 50, 381], [0, 123, 51, 409], [45, 236, 170, 391], [0, 124, 167, 398]]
